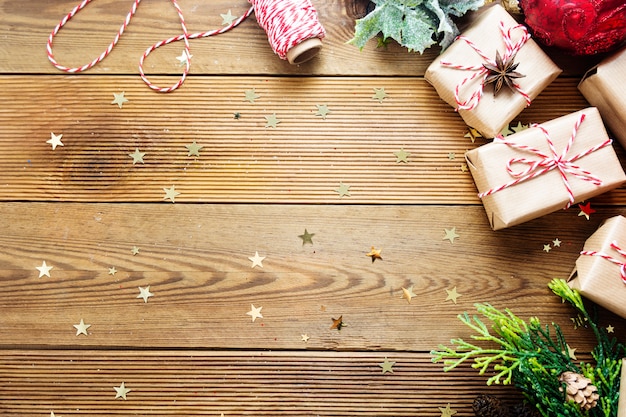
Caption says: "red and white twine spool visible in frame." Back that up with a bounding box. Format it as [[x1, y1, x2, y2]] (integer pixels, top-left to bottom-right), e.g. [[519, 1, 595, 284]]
[[440, 21, 532, 111], [478, 112, 611, 208], [47, 0, 324, 92], [581, 241, 626, 285]]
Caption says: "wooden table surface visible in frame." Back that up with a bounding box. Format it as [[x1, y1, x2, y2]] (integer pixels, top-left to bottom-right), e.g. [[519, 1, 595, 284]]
[[1, 1, 625, 416]]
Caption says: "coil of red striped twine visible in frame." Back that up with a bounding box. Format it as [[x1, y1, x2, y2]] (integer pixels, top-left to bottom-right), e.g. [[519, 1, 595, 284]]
[[440, 21, 531, 111], [477, 112, 612, 208], [47, 0, 325, 93], [580, 241, 626, 284]]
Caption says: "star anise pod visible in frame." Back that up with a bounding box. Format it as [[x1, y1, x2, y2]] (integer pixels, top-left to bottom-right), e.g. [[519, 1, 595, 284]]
[[483, 51, 525, 96]]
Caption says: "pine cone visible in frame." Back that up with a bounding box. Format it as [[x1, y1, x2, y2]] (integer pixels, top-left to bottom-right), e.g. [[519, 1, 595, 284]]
[[473, 394, 510, 417], [559, 371, 600, 410], [510, 402, 541, 417]]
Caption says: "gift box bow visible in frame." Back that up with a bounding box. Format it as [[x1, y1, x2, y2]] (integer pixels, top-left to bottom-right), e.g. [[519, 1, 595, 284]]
[[581, 241, 626, 285], [477, 112, 612, 208]]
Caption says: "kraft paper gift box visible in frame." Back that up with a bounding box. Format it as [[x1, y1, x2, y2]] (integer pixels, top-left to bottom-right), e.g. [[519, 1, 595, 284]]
[[465, 107, 626, 230], [578, 47, 626, 149], [425, 4, 561, 138], [620, 359, 626, 417], [569, 215, 626, 319]]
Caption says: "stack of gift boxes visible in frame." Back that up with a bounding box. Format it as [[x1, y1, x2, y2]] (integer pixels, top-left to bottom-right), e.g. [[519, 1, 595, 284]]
[[426, 4, 626, 325]]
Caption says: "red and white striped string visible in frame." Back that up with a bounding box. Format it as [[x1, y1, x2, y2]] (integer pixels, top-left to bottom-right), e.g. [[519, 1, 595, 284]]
[[478, 112, 612, 208], [250, 0, 325, 60], [581, 241, 626, 285], [440, 20, 531, 111], [47, 0, 323, 92]]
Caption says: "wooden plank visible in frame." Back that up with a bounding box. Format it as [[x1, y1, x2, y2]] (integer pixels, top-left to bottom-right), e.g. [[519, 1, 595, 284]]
[[0, 0, 599, 77], [1, 202, 624, 350], [3, 75, 622, 204]]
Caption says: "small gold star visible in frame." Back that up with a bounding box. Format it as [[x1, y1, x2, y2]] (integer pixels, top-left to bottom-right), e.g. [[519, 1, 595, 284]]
[[445, 287, 461, 304], [137, 286, 154, 303], [73, 319, 91, 336], [443, 227, 459, 243], [298, 229, 315, 245], [111, 92, 129, 109], [246, 304, 263, 322], [464, 128, 482, 143], [401, 286, 417, 304], [460, 163, 469, 172], [566, 344, 577, 360], [175, 50, 192, 66], [264, 113, 280, 128], [607, 324, 615, 333], [330, 315, 344, 331], [366, 246, 383, 263], [114, 382, 131, 399], [163, 185, 180, 203], [301, 334, 310, 343], [439, 403, 457, 417], [372, 88, 388, 103], [248, 251, 265, 268], [131, 246, 140, 255], [552, 238, 561, 247], [220, 10, 237, 25], [244, 89, 260, 103], [128, 148, 146, 165], [394, 148, 411, 163], [379, 358, 395, 374], [36, 261, 53, 278], [543, 244, 552, 253], [315, 104, 331, 119], [47, 132, 64, 150], [447, 152, 456, 160], [510, 121, 529, 133], [185, 141, 203, 157], [334, 182, 351, 198], [108, 267, 117, 276]]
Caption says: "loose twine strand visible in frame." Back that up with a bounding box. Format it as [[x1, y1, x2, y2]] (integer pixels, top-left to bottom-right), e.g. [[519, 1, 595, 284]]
[[440, 21, 531, 111], [478, 113, 611, 208], [581, 241, 626, 285], [47, 0, 324, 93]]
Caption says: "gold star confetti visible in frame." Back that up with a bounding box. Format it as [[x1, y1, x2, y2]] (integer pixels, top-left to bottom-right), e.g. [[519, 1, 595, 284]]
[[566, 344, 577, 360], [552, 238, 561, 247], [499, 124, 514, 137], [137, 286, 154, 303], [298, 229, 315, 245], [447, 152, 456, 160], [244, 89, 260, 103], [36, 261, 53, 278], [175, 50, 192, 66], [607, 324, 615, 333], [401, 286, 417, 304], [108, 267, 117, 276], [220, 9, 237, 25], [248, 251, 265, 268], [73, 319, 91, 336], [47, 132, 64, 150], [571, 314, 587, 329], [443, 227, 459, 243], [372, 87, 388, 103], [460, 163, 469, 172], [464, 127, 482, 143], [185, 141, 203, 157], [366, 246, 383, 263], [163, 185, 180, 203], [301, 334, 310, 343], [510, 121, 529, 134], [445, 287, 461, 304], [334, 182, 351, 198], [439, 403, 457, 417], [50, 413, 56, 417], [379, 358, 395, 374], [128, 148, 146, 165], [394, 148, 410, 163], [111, 92, 129, 109], [114, 382, 131, 399], [330, 315, 344, 331], [315, 104, 331, 119], [131, 246, 140, 255], [543, 244, 552, 253], [578, 202, 595, 220], [234, 112, 241, 119], [246, 304, 263, 322], [264, 113, 280, 128]]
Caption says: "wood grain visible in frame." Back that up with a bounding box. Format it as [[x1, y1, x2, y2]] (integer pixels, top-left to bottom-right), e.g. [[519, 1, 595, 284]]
[[3, 75, 622, 204], [1, 202, 624, 351]]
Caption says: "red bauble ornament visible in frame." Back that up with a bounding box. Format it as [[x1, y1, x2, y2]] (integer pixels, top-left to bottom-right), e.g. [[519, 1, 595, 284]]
[[518, 0, 626, 55]]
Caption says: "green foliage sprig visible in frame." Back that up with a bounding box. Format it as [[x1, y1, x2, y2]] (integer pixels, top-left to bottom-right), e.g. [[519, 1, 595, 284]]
[[348, 0, 484, 53], [431, 278, 624, 417]]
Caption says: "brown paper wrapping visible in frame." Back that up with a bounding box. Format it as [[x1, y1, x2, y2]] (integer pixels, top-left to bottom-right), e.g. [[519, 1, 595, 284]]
[[569, 216, 626, 319], [617, 359, 626, 417], [425, 4, 561, 138], [465, 108, 626, 230], [578, 47, 626, 149]]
